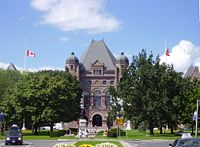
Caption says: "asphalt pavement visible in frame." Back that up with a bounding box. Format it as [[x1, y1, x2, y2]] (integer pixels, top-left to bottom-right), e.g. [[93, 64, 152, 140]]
[[0, 139, 173, 147]]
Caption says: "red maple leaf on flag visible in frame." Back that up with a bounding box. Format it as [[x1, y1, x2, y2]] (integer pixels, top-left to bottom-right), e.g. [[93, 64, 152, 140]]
[[165, 48, 170, 56], [26, 50, 36, 57]]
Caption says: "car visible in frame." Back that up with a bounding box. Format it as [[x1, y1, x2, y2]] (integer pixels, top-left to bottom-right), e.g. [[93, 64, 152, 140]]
[[169, 133, 200, 147], [8, 124, 21, 131], [5, 124, 23, 145]]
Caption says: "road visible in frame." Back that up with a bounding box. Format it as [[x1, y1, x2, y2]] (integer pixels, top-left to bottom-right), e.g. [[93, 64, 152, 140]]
[[0, 139, 173, 147], [124, 140, 172, 147], [0, 140, 76, 147]]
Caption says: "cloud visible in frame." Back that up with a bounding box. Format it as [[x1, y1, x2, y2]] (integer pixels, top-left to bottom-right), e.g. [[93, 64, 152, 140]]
[[160, 40, 200, 73], [59, 37, 70, 42], [0, 63, 9, 70], [0, 62, 63, 72], [38, 66, 64, 71], [30, 0, 121, 33]]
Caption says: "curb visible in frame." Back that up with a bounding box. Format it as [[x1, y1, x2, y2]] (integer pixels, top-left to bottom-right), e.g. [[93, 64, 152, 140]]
[[120, 141, 131, 147]]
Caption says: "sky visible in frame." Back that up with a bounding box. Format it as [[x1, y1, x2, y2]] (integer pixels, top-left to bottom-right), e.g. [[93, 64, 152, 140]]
[[0, 0, 200, 73]]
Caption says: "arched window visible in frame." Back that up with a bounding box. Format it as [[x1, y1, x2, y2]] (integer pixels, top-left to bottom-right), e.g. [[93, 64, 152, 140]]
[[83, 91, 89, 109], [93, 90, 101, 109], [105, 91, 110, 109]]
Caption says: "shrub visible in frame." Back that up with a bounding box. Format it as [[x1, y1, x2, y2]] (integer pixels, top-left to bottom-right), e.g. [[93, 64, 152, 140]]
[[138, 121, 147, 133], [107, 128, 126, 137], [70, 128, 78, 135], [59, 130, 66, 136], [49, 131, 60, 137]]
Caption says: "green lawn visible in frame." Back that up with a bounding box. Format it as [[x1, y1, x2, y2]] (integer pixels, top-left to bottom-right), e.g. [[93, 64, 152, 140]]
[[0, 129, 195, 141], [96, 129, 192, 140]]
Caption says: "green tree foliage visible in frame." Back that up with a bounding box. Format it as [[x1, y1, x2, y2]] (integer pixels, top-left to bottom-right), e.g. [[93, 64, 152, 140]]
[[180, 78, 200, 134], [1, 70, 82, 134], [0, 69, 22, 102], [109, 49, 190, 135]]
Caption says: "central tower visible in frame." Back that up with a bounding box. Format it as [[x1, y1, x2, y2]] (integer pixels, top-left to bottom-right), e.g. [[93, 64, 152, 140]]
[[65, 40, 129, 130]]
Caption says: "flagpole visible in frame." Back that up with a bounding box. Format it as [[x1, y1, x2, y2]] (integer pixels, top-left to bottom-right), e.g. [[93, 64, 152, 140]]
[[165, 36, 167, 63], [199, 0, 200, 22], [23, 37, 27, 71]]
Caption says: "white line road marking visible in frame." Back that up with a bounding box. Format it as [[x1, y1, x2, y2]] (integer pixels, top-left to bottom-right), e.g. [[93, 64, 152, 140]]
[[24, 141, 32, 147]]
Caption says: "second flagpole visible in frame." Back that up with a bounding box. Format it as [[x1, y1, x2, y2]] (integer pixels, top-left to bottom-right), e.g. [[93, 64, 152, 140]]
[[23, 36, 27, 71]]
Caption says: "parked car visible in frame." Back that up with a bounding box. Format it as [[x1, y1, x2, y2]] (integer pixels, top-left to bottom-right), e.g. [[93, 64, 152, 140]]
[[5, 124, 23, 145], [169, 133, 200, 147]]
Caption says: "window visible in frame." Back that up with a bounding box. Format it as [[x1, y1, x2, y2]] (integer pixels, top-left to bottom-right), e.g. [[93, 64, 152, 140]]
[[70, 65, 73, 70], [93, 90, 101, 109], [88, 80, 92, 85], [110, 81, 114, 85], [103, 80, 107, 85], [83, 91, 89, 109], [105, 91, 110, 109], [93, 70, 102, 75]]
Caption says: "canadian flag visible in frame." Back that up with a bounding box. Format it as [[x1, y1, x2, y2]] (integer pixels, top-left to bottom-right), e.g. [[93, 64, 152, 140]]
[[26, 49, 36, 57], [165, 48, 170, 56]]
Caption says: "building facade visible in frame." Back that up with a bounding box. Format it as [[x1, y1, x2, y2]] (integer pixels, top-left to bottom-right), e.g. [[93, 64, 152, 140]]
[[65, 40, 129, 130]]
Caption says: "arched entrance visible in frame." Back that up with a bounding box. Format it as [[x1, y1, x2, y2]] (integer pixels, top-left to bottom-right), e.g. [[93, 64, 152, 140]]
[[92, 114, 102, 127]]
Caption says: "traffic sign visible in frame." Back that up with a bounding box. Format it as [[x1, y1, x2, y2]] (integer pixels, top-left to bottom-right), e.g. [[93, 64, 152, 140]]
[[117, 117, 123, 125]]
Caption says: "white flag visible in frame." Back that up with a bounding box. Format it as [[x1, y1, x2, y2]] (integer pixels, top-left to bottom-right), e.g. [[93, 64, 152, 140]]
[[193, 110, 198, 121]]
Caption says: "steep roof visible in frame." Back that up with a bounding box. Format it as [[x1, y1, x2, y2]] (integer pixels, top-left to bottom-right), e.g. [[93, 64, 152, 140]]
[[80, 40, 116, 71], [7, 63, 17, 71], [184, 65, 194, 78]]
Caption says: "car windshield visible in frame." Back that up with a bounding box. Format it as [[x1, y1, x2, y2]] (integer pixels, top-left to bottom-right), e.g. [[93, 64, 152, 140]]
[[179, 139, 200, 146], [7, 131, 22, 137], [9, 127, 20, 132]]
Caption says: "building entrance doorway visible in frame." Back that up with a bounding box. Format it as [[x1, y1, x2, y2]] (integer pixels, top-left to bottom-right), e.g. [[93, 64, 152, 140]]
[[92, 114, 102, 127]]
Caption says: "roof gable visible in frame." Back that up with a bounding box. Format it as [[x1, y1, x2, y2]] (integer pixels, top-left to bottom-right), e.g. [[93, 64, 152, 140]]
[[80, 40, 116, 71], [92, 60, 104, 67], [7, 63, 17, 71]]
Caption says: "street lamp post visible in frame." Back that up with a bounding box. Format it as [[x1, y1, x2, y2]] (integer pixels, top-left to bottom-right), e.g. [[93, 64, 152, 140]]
[[0, 112, 5, 134], [195, 100, 200, 138]]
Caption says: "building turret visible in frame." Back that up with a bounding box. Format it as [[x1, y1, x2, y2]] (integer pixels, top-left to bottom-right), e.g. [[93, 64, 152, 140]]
[[65, 52, 80, 80], [115, 52, 129, 83]]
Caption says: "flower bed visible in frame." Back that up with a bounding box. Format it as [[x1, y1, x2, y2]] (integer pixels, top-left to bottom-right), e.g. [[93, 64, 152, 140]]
[[95, 142, 117, 147], [53, 143, 76, 147]]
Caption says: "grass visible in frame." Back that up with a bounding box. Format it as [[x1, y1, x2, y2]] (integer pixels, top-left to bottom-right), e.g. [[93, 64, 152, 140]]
[[0, 130, 76, 140], [75, 141, 123, 147], [0, 129, 195, 141]]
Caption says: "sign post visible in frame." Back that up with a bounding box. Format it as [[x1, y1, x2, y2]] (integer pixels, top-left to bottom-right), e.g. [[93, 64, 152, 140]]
[[117, 117, 123, 138]]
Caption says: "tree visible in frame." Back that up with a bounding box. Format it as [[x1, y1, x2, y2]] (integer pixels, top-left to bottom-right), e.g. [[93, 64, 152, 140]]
[[179, 78, 200, 134], [109, 49, 187, 135], [1, 70, 82, 134], [160, 64, 186, 134], [0, 69, 22, 102]]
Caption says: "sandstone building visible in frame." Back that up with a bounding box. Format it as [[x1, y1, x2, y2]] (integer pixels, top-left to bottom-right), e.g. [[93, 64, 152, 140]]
[[65, 40, 129, 130]]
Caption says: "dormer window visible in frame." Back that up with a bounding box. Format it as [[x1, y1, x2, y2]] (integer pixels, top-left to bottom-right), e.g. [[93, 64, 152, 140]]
[[93, 70, 102, 75], [91, 60, 104, 75]]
